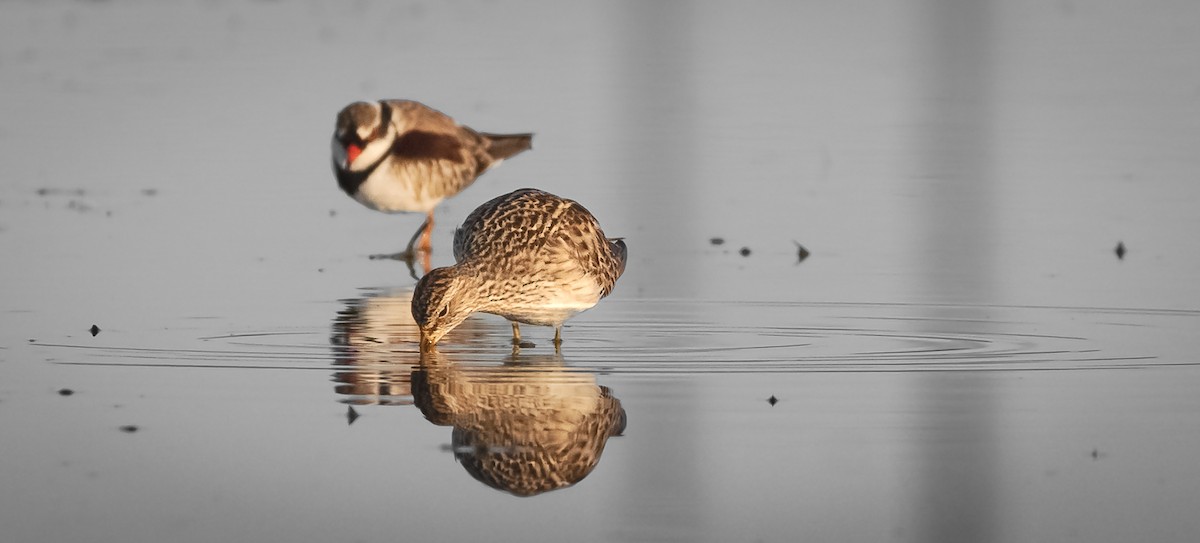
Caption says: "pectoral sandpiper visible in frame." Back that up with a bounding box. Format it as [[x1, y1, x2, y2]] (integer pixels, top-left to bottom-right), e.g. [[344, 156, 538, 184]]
[[412, 188, 627, 348]]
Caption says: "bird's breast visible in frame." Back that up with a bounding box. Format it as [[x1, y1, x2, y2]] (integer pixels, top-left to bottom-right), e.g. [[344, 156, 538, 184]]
[[351, 161, 452, 213]]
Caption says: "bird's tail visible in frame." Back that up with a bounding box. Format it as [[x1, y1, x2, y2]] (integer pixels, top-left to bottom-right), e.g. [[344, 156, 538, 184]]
[[482, 133, 534, 161], [610, 238, 628, 279]]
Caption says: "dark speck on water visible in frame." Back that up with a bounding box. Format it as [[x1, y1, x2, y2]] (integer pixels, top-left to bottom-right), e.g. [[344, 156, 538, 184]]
[[739, 247, 751, 257], [1115, 241, 1126, 259], [140, 188, 158, 196], [36, 187, 86, 197], [767, 395, 779, 406], [518, 341, 536, 349], [89, 324, 100, 336], [346, 406, 360, 425], [119, 425, 139, 433], [58, 388, 75, 396], [710, 237, 725, 245], [793, 241, 811, 263]]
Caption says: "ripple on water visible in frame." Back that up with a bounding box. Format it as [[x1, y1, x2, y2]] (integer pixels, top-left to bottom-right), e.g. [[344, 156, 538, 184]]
[[38, 291, 1200, 375], [576, 300, 1197, 373]]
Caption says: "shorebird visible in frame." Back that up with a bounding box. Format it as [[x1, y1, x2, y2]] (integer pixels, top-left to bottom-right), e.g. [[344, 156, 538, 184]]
[[412, 188, 627, 349], [331, 99, 532, 257]]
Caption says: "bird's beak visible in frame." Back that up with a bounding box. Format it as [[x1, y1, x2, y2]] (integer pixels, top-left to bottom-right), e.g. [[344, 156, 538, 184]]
[[419, 331, 438, 352], [346, 143, 363, 165], [331, 138, 349, 169]]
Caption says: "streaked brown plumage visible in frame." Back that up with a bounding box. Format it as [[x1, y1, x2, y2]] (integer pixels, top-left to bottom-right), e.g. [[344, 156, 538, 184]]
[[412, 189, 627, 348], [331, 99, 532, 254], [411, 350, 627, 497]]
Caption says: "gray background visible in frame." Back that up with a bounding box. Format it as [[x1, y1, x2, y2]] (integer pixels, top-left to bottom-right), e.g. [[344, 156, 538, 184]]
[[2, 1, 1199, 542]]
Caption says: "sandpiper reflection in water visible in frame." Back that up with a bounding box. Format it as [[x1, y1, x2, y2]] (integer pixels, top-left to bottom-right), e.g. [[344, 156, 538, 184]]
[[412, 349, 627, 497], [330, 288, 626, 497], [330, 287, 490, 405]]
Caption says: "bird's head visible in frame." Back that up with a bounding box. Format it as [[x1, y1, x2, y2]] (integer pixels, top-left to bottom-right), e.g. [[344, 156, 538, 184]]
[[332, 101, 395, 171], [412, 266, 477, 349]]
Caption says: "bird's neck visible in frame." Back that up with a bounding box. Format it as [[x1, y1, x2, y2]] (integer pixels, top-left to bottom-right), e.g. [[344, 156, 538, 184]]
[[447, 263, 492, 308]]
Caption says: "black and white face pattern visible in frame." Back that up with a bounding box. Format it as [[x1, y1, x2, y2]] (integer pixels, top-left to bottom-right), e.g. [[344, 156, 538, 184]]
[[331, 101, 394, 172]]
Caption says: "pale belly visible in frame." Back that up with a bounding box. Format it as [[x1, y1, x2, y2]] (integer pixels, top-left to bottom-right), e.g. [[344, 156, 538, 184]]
[[352, 168, 445, 213], [485, 283, 604, 327]]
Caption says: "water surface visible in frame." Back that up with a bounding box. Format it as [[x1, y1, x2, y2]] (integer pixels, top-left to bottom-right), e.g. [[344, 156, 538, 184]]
[[2, 1, 1200, 542]]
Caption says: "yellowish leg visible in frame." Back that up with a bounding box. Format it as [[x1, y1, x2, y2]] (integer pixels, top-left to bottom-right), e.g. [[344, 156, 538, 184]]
[[403, 215, 430, 256], [418, 210, 435, 253], [553, 326, 563, 349], [511, 321, 521, 344], [417, 250, 431, 275]]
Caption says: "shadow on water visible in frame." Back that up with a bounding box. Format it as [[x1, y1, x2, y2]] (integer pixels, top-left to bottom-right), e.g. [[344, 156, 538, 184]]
[[329, 288, 627, 497], [614, 2, 707, 536], [912, 0, 999, 540]]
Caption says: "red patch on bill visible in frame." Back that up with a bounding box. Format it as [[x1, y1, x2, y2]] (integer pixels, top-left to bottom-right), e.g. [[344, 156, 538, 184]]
[[346, 143, 363, 164]]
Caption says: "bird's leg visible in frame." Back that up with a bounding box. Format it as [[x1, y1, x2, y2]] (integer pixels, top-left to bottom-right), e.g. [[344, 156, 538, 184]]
[[418, 210, 435, 253], [417, 250, 431, 275], [403, 216, 430, 257], [510, 321, 521, 345], [553, 325, 563, 351]]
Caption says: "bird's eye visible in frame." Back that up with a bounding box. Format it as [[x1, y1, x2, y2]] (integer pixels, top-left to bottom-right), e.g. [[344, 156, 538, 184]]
[[437, 305, 451, 318]]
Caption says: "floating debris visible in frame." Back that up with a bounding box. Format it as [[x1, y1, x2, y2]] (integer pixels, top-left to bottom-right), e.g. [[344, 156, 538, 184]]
[[368, 252, 412, 261], [89, 324, 101, 336], [518, 340, 536, 349], [141, 188, 158, 197], [36, 187, 86, 197], [119, 425, 139, 433], [346, 405, 360, 425], [329, 209, 338, 217], [709, 237, 725, 246], [1115, 241, 1126, 260], [739, 247, 751, 257], [58, 388, 75, 396], [767, 395, 778, 406], [793, 241, 811, 263]]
